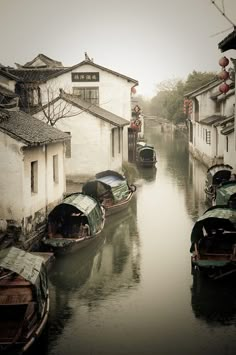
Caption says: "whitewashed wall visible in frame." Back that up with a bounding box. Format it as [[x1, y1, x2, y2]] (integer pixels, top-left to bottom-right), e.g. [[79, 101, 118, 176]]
[[23, 142, 65, 218], [0, 74, 15, 91], [191, 83, 235, 166], [0, 132, 24, 221], [0, 132, 66, 237], [34, 101, 123, 180], [223, 132, 236, 170], [39, 63, 134, 120]]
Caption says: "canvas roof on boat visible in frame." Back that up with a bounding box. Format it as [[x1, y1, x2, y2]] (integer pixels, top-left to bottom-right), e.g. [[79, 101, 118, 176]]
[[62, 193, 97, 214], [0, 247, 45, 284], [215, 182, 236, 205], [196, 207, 236, 226]]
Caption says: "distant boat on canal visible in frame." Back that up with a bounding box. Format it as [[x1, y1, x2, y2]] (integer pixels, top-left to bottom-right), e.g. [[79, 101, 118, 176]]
[[0, 247, 49, 353], [136, 141, 157, 168], [204, 164, 233, 204], [190, 206, 236, 280], [82, 170, 136, 217], [42, 192, 105, 255]]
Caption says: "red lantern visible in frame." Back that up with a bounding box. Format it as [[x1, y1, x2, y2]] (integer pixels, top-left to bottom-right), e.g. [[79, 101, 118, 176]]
[[219, 56, 229, 67], [131, 86, 136, 94], [219, 82, 230, 94], [218, 69, 230, 80]]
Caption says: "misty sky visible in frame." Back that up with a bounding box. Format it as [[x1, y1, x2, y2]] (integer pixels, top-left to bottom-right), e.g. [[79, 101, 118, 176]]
[[1, 0, 236, 98]]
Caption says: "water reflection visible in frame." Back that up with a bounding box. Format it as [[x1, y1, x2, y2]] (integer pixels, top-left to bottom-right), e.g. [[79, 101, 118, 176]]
[[45, 196, 139, 353], [136, 166, 157, 183], [191, 272, 236, 326]]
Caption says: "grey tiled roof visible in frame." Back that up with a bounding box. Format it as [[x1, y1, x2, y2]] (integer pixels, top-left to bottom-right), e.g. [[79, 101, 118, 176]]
[[23, 54, 64, 68], [5, 68, 65, 82], [200, 115, 225, 126], [61, 93, 130, 127], [6, 59, 138, 85], [218, 30, 236, 52], [0, 108, 70, 146]]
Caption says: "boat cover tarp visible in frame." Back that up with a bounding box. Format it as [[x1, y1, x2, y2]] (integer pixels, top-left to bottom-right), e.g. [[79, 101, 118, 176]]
[[0, 247, 47, 315], [190, 207, 236, 251], [83, 172, 130, 202], [215, 182, 236, 205], [206, 164, 233, 186], [49, 193, 103, 235]]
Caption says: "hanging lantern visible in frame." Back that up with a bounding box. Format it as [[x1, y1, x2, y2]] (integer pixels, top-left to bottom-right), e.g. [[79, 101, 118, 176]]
[[131, 86, 136, 94], [219, 82, 230, 94], [218, 69, 230, 80], [219, 56, 229, 67]]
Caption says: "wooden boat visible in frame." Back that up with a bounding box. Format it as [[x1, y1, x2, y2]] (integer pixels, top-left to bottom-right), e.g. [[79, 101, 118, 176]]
[[190, 206, 236, 280], [136, 141, 157, 167], [204, 164, 233, 204], [0, 247, 49, 353], [214, 181, 236, 207], [82, 170, 136, 217], [42, 192, 105, 255]]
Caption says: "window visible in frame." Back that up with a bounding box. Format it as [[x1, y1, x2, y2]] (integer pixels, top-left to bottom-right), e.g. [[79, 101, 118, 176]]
[[112, 129, 115, 157], [27, 87, 41, 106], [31, 161, 38, 193], [206, 130, 211, 145], [215, 99, 221, 113], [64, 132, 71, 158], [226, 136, 229, 152], [53, 155, 59, 183], [118, 128, 121, 154], [73, 87, 99, 105]]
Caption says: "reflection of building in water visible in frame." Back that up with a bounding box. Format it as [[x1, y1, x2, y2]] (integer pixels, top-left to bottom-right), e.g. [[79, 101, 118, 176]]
[[77, 196, 140, 302], [137, 166, 157, 183], [191, 272, 236, 326], [185, 153, 208, 222]]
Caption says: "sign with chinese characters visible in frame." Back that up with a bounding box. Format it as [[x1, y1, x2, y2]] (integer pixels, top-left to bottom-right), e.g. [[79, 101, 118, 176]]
[[72, 72, 99, 82]]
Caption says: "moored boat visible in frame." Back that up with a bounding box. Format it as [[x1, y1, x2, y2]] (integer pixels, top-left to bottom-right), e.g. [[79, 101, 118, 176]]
[[42, 192, 105, 255], [204, 164, 233, 204], [82, 170, 136, 217], [190, 206, 236, 280], [136, 141, 157, 167], [0, 247, 49, 354]]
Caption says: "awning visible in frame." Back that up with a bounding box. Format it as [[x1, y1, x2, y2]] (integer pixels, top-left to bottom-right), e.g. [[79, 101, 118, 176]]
[[200, 115, 225, 126], [221, 123, 234, 135]]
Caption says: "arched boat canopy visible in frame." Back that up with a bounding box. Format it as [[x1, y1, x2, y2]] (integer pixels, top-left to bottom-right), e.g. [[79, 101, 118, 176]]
[[82, 171, 130, 202], [190, 206, 236, 251], [48, 193, 103, 236], [206, 164, 233, 186]]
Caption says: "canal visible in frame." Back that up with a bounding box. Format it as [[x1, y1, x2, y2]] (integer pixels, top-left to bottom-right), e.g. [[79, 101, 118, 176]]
[[31, 122, 236, 355]]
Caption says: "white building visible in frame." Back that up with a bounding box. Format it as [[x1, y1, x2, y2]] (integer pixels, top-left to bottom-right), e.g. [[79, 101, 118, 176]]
[[6, 53, 139, 176], [185, 78, 235, 168], [218, 31, 236, 171], [34, 92, 129, 181], [0, 107, 70, 246]]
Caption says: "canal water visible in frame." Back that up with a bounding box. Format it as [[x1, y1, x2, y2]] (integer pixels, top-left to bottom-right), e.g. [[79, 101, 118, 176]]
[[31, 123, 236, 355]]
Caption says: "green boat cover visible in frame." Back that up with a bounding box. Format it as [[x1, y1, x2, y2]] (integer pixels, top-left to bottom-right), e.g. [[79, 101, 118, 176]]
[[83, 172, 130, 203], [190, 207, 236, 251], [215, 182, 236, 205], [49, 193, 104, 236], [0, 247, 48, 315], [193, 259, 230, 267]]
